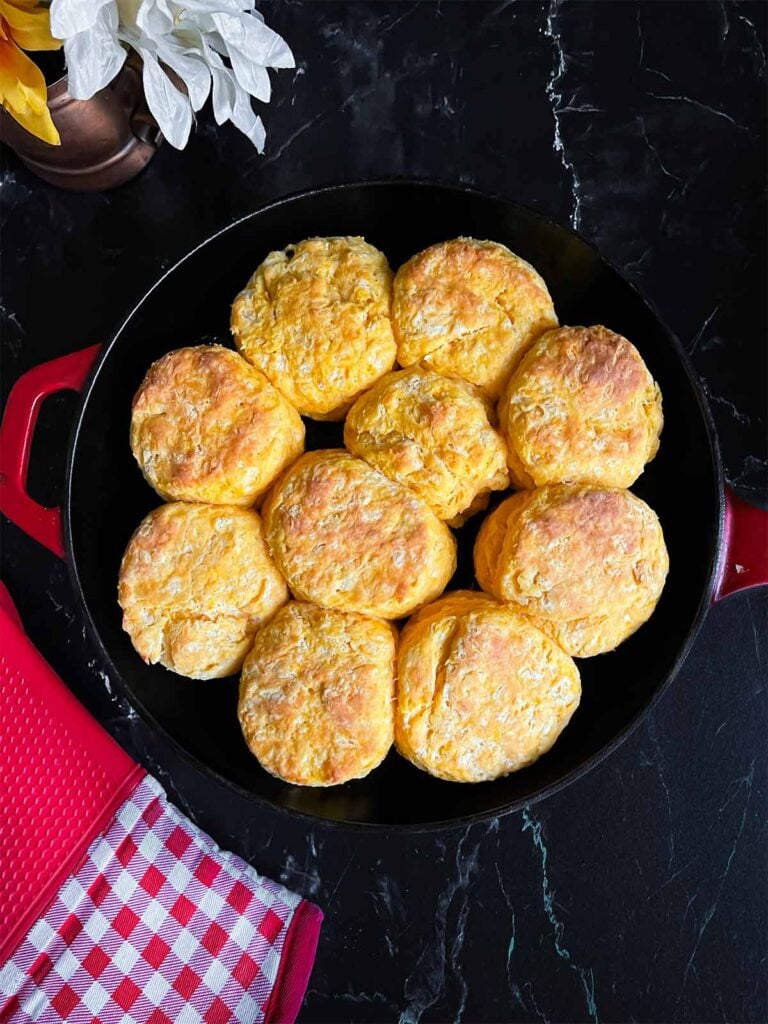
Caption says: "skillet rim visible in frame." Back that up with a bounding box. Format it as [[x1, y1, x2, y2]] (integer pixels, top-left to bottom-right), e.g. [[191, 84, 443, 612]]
[[63, 178, 725, 832]]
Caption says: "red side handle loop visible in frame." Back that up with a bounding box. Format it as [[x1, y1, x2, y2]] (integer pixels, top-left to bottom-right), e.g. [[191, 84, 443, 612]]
[[0, 345, 101, 559], [713, 486, 768, 603]]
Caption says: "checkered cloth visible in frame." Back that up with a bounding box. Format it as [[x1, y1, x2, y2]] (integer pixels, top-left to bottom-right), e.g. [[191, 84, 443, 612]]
[[0, 775, 322, 1024]]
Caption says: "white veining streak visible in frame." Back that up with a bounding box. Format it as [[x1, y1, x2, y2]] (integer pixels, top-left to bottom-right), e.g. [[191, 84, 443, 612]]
[[733, 455, 768, 492], [636, 115, 682, 185], [674, 761, 756, 1015], [701, 378, 751, 426], [543, 0, 582, 230], [398, 823, 494, 1024], [645, 715, 675, 870], [689, 305, 721, 354], [522, 808, 599, 1023], [648, 93, 750, 133], [495, 863, 526, 1010]]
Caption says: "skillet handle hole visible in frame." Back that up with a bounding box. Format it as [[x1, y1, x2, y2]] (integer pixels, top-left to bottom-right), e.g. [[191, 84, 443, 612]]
[[27, 390, 80, 511]]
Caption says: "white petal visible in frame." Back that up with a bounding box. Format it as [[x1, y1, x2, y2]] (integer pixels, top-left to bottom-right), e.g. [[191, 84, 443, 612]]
[[205, 30, 229, 56], [139, 48, 193, 149], [63, 6, 126, 99], [211, 12, 294, 69], [210, 65, 234, 123], [230, 81, 265, 150], [176, 0, 252, 18], [154, 40, 211, 111], [225, 45, 270, 101], [50, 0, 113, 39], [198, 35, 233, 123], [136, 0, 174, 37]]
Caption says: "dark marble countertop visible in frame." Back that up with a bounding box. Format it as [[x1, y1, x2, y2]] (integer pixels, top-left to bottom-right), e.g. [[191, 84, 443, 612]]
[[2, 2, 766, 1021]]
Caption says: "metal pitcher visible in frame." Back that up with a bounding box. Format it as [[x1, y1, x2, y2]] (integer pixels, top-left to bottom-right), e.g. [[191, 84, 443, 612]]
[[0, 56, 161, 191]]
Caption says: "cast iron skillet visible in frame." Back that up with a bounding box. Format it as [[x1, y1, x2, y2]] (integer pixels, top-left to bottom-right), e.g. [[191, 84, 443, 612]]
[[2, 182, 765, 829]]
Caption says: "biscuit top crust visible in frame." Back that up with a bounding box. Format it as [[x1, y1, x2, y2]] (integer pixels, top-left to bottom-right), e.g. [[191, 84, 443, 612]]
[[118, 503, 287, 679], [130, 345, 304, 505], [262, 449, 457, 619], [239, 601, 396, 786], [396, 590, 581, 782], [474, 485, 668, 621], [231, 236, 397, 419], [499, 325, 663, 488], [344, 366, 509, 522], [392, 237, 558, 400]]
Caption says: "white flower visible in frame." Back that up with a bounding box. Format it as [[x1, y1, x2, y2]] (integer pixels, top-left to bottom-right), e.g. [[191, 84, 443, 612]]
[[49, 0, 294, 150]]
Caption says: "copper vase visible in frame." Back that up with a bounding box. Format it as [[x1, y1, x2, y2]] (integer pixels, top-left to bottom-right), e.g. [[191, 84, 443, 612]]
[[0, 57, 162, 191]]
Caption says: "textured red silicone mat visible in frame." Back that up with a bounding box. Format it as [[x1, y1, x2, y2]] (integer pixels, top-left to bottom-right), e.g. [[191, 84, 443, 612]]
[[0, 582, 143, 965]]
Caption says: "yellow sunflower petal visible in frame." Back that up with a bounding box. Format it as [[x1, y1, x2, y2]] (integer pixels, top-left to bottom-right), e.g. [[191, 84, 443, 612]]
[[0, 0, 60, 50], [0, 31, 59, 143], [1, 0, 43, 10]]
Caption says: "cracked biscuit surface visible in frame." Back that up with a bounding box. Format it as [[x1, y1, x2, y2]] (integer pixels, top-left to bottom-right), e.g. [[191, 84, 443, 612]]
[[499, 325, 663, 489], [239, 602, 396, 786], [262, 450, 456, 619], [474, 485, 669, 656], [392, 238, 558, 400], [231, 236, 397, 420], [395, 591, 581, 782], [344, 367, 509, 524], [118, 503, 288, 679], [130, 345, 305, 506]]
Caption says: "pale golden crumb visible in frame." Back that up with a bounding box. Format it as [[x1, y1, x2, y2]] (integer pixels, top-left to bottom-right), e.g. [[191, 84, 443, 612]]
[[130, 345, 305, 506], [239, 602, 396, 786], [231, 236, 397, 420], [396, 590, 581, 781], [392, 237, 558, 400], [344, 366, 509, 523], [262, 449, 456, 620], [118, 503, 288, 679], [498, 325, 663, 489], [474, 485, 669, 656]]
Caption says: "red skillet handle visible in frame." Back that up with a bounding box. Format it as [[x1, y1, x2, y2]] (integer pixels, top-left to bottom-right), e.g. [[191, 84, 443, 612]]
[[712, 486, 768, 603], [0, 345, 101, 559]]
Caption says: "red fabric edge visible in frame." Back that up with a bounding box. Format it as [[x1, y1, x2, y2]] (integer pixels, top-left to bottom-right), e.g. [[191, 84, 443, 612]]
[[0, 764, 146, 968], [262, 900, 323, 1024]]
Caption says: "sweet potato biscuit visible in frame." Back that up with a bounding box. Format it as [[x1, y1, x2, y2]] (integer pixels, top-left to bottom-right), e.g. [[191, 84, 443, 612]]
[[344, 367, 509, 524], [499, 325, 663, 488], [395, 591, 581, 781], [262, 450, 456, 619], [130, 345, 305, 506], [392, 237, 558, 400], [231, 236, 397, 420], [239, 602, 396, 786], [473, 485, 668, 656], [118, 503, 288, 679]]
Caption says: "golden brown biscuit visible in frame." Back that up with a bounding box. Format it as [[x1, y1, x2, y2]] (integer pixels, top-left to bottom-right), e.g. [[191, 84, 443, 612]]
[[473, 485, 668, 656], [262, 450, 456, 619], [392, 238, 558, 400], [498, 325, 663, 489], [238, 602, 396, 786], [118, 503, 288, 679], [231, 236, 397, 420], [343, 367, 509, 525], [396, 591, 581, 782], [130, 345, 305, 506]]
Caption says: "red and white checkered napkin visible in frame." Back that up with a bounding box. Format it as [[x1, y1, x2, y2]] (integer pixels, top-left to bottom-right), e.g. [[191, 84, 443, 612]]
[[0, 585, 322, 1024]]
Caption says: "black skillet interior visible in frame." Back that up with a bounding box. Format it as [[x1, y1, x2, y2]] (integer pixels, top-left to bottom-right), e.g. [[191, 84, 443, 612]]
[[67, 182, 721, 828]]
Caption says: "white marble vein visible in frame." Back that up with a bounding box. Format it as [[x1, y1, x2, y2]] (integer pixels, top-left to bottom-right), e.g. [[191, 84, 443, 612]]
[[702, 378, 751, 426], [543, 0, 583, 230], [675, 761, 756, 1015], [648, 92, 750, 133], [398, 824, 492, 1024], [523, 808, 599, 1022]]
